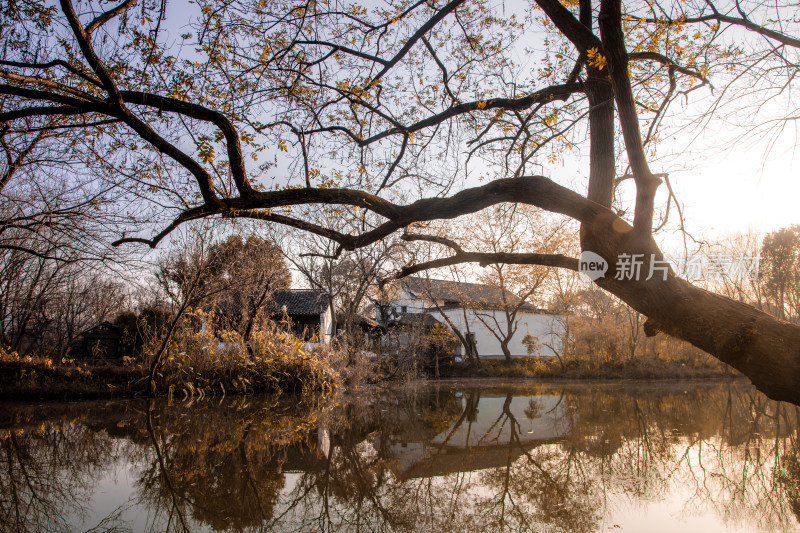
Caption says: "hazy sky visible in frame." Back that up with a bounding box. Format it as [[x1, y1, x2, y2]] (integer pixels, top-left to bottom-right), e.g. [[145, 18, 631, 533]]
[[152, 0, 798, 245], [672, 134, 800, 236]]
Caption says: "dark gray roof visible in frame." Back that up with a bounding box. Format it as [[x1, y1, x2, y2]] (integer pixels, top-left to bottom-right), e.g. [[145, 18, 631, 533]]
[[272, 290, 330, 316], [402, 277, 532, 310], [81, 321, 123, 338]]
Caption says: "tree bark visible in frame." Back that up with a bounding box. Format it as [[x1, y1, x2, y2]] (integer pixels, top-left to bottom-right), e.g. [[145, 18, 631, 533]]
[[500, 338, 512, 362], [582, 212, 800, 404]]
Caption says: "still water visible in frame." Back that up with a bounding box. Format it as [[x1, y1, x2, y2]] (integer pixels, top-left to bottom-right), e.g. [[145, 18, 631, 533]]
[[1, 379, 798, 532]]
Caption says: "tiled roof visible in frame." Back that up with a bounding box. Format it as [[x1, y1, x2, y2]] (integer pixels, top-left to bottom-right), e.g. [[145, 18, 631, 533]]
[[272, 290, 330, 316], [81, 321, 123, 337], [402, 277, 532, 310]]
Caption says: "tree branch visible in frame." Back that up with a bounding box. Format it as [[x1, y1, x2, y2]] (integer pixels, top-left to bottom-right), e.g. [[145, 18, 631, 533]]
[[634, 12, 800, 49], [59, 0, 124, 105], [121, 91, 253, 196], [0, 84, 220, 205], [115, 176, 609, 251], [401, 232, 465, 253], [535, 0, 601, 52], [599, 0, 660, 238], [0, 59, 101, 87], [371, 0, 469, 83], [629, 51, 712, 87], [391, 252, 579, 280], [85, 0, 136, 35]]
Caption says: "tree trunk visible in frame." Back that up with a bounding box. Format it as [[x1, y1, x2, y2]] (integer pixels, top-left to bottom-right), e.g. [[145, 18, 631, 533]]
[[582, 213, 800, 404], [148, 307, 186, 396], [500, 339, 513, 362]]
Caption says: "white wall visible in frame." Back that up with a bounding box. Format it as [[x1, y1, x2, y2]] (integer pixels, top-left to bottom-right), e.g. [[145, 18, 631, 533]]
[[320, 304, 334, 344], [387, 288, 564, 358], [436, 308, 563, 358]]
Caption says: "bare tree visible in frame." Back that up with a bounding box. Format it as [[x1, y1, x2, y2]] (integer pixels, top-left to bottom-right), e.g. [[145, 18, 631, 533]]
[[0, 243, 125, 357], [760, 226, 800, 322], [203, 234, 291, 346], [411, 205, 571, 361], [289, 229, 398, 337], [149, 224, 233, 394], [3, 0, 800, 402]]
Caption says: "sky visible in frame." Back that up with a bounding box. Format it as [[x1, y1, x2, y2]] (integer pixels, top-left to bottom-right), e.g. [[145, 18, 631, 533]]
[[152, 0, 799, 251], [670, 131, 800, 237]]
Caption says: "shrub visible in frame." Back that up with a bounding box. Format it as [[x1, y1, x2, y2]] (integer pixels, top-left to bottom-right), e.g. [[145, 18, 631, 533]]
[[146, 308, 338, 397]]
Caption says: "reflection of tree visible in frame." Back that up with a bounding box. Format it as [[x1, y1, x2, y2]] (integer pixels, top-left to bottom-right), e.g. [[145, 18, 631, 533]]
[[682, 392, 800, 530], [1, 383, 800, 532], [134, 399, 317, 532], [0, 408, 122, 533], [477, 394, 600, 533], [271, 387, 464, 532], [778, 419, 800, 522]]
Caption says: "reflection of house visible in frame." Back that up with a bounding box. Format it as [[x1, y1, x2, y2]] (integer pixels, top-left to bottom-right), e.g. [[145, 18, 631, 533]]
[[272, 290, 333, 344], [379, 392, 570, 480], [386, 277, 564, 358]]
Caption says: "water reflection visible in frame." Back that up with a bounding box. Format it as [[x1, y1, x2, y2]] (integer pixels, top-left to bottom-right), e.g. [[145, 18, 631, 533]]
[[1, 381, 798, 532]]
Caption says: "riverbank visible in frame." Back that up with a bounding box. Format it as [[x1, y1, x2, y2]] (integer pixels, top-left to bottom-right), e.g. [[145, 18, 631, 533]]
[[441, 355, 739, 380], [0, 348, 337, 401], [0, 351, 742, 401]]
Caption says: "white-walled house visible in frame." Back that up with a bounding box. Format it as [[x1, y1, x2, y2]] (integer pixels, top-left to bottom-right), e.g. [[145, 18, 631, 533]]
[[384, 277, 564, 359]]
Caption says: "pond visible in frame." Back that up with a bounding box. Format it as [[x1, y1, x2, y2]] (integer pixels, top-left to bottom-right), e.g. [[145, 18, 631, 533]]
[[1, 379, 798, 532]]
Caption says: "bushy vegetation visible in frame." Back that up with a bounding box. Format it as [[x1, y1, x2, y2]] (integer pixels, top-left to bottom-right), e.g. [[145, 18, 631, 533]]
[[566, 316, 729, 377], [0, 310, 341, 399], [147, 309, 337, 397], [0, 344, 142, 399]]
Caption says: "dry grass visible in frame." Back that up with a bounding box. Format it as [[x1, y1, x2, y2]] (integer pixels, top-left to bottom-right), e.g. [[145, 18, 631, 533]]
[[0, 345, 146, 399], [442, 344, 736, 381], [144, 312, 338, 397], [0, 314, 340, 399]]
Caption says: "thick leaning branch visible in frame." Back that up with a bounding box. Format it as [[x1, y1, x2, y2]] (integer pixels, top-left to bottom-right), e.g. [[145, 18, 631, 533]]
[[392, 252, 578, 280], [114, 175, 607, 247]]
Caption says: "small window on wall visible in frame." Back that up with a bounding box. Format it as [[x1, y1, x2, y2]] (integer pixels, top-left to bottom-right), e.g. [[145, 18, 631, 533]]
[[401, 306, 407, 313]]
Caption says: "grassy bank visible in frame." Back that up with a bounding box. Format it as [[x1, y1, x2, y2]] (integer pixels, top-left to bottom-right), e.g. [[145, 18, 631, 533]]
[[0, 356, 147, 399], [441, 354, 739, 380], [1, 331, 743, 400], [1, 351, 741, 401], [0, 335, 338, 401]]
